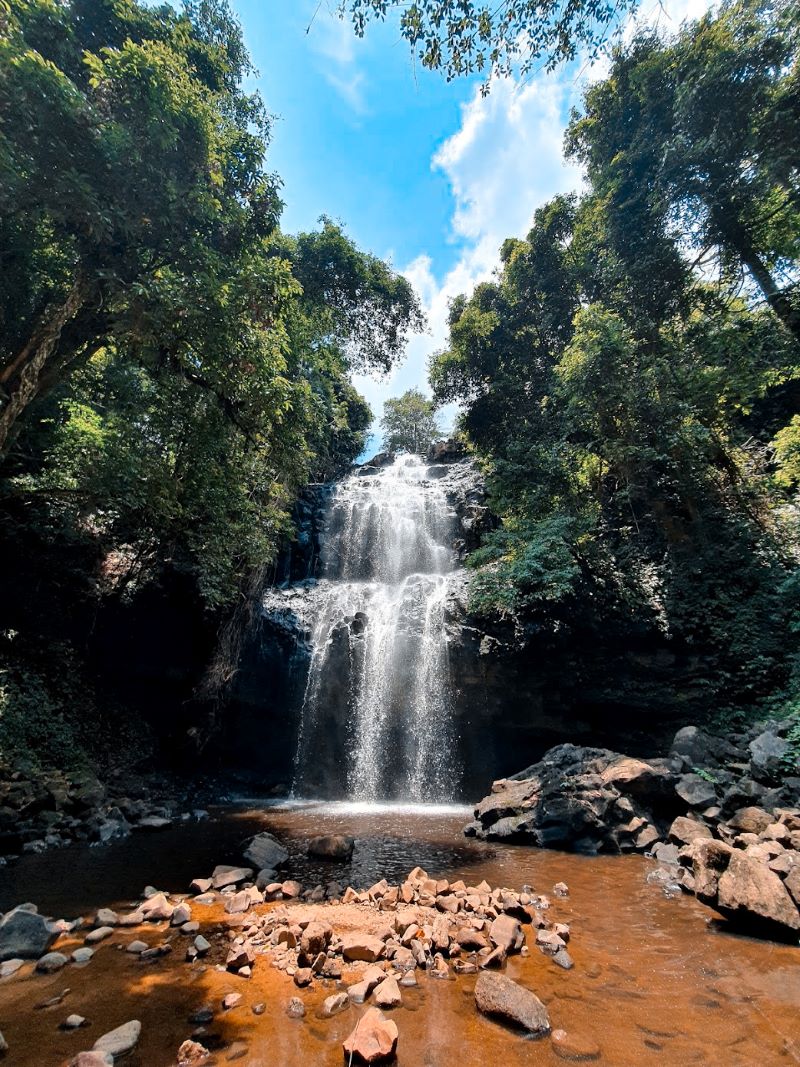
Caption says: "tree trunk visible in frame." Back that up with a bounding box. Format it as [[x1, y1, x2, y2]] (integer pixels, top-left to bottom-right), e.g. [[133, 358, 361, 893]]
[[0, 277, 89, 459]]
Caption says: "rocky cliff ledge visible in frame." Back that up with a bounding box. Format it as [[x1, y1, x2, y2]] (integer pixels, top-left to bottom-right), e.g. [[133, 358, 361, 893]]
[[467, 720, 800, 939]]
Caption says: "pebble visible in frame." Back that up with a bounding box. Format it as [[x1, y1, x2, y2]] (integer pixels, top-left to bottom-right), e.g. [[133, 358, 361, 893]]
[[36, 951, 68, 973], [552, 1028, 602, 1060], [222, 993, 242, 1010], [71, 948, 94, 964], [62, 1014, 87, 1029], [286, 996, 305, 1019], [126, 940, 148, 954], [0, 959, 23, 978], [85, 927, 114, 945]]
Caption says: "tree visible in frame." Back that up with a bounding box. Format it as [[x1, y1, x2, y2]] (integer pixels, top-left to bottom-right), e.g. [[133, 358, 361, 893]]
[[342, 0, 638, 85], [428, 0, 800, 719], [381, 389, 442, 454], [565, 0, 800, 344], [0, 0, 424, 609]]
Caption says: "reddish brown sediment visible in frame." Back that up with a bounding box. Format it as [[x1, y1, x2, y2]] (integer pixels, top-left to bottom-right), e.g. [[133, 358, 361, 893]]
[[0, 808, 798, 1066]]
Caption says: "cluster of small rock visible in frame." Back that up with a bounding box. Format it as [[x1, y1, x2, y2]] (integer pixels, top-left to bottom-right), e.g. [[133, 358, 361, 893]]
[[0, 763, 202, 861], [179, 863, 572, 1064], [0, 826, 586, 1065], [467, 721, 800, 939]]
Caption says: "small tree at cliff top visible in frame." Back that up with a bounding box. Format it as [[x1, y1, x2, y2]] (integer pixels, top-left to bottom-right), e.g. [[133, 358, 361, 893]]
[[381, 389, 442, 454]]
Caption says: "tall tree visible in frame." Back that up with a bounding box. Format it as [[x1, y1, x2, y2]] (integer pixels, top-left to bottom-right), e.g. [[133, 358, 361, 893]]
[[565, 0, 800, 344], [381, 388, 442, 454]]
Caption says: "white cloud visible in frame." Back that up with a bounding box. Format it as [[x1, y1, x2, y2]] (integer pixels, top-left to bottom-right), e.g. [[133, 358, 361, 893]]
[[308, 5, 367, 114]]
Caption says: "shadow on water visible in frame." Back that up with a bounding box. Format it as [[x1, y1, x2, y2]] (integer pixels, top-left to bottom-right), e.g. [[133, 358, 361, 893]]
[[0, 801, 798, 1066]]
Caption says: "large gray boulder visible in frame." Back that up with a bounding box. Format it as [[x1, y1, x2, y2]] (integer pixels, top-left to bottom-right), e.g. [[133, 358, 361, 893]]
[[749, 731, 790, 782], [466, 744, 679, 853], [243, 831, 288, 871], [0, 907, 59, 961]]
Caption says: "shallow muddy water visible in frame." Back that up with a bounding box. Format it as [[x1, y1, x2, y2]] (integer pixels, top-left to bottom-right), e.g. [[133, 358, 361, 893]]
[[1, 802, 798, 1066]]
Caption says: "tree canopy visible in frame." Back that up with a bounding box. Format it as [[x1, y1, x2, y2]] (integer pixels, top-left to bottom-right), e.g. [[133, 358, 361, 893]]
[[381, 388, 443, 454], [430, 0, 800, 722], [0, 0, 423, 610], [342, 0, 638, 84]]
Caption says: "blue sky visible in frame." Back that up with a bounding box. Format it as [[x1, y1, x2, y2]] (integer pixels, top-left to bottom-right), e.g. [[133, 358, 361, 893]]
[[234, 0, 711, 450]]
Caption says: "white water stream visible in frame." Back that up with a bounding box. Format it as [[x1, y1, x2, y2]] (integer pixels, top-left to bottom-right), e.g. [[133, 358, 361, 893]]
[[288, 455, 462, 801]]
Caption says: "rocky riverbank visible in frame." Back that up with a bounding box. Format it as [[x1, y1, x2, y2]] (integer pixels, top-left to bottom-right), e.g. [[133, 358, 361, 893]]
[[0, 764, 210, 863], [0, 834, 584, 1065], [467, 719, 800, 939]]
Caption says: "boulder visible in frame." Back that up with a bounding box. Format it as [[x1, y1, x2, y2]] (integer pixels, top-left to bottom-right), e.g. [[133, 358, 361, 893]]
[[307, 834, 355, 861], [243, 832, 288, 871], [728, 806, 773, 835], [716, 851, 800, 935], [342, 1007, 398, 1064], [474, 973, 550, 1035], [0, 907, 58, 961], [675, 774, 717, 809], [749, 731, 790, 781], [468, 744, 678, 852], [93, 1020, 141, 1058]]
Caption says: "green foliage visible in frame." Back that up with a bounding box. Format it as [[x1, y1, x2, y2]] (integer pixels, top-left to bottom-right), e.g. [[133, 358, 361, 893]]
[[0, 0, 422, 610], [380, 388, 442, 454], [430, 0, 800, 719], [343, 0, 638, 85]]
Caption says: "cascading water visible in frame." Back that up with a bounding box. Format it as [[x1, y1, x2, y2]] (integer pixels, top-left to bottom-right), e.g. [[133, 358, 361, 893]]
[[285, 454, 462, 802]]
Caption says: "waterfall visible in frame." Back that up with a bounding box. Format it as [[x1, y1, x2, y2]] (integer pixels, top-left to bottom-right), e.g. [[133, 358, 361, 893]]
[[286, 454, 462, 802]]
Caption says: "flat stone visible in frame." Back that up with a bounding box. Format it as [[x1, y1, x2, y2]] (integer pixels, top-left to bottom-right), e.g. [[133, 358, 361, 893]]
[[322, 991, 350, 1017], [93, 1020, 141, 1058], [552, 1028, 602, 1060], [71, 1054, 113, 1067], [211, 867, 253, 890], [474, 972, 550, 1034], [0, 959, 24, 978], [85, 926, 114, 945], [71, 947, 94, 964], [126, 940, 148, 953]]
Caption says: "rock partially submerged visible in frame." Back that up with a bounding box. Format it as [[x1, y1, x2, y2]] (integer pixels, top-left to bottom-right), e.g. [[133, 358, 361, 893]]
[[243, 832, 288, 871], [342, 1007, 398, 1064], [474, 972, 550, 1035], [466, 744, 679, 853]]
